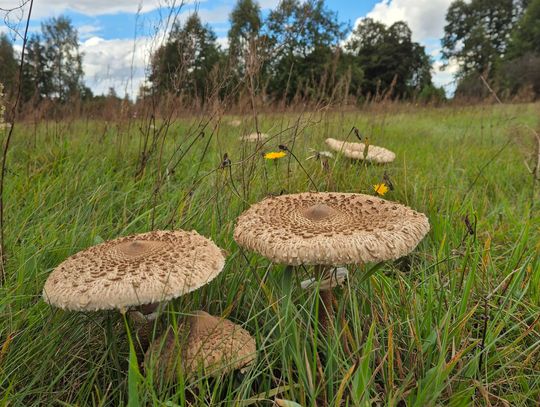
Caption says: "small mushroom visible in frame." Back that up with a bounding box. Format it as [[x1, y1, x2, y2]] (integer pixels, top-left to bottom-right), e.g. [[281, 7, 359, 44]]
[[240, 132, 270, 142], [144, 311, 256, 382], [234, 192, 430, 329], [42, 230, 226, 349], [300, 267, 348, 290], [306, 149, 334, 161], [325, 137, 395, 164]]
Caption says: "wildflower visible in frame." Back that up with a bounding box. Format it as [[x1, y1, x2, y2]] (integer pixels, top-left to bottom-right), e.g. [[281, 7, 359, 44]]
[[373, 183, 389, 196], [264, 151, 287, 160]]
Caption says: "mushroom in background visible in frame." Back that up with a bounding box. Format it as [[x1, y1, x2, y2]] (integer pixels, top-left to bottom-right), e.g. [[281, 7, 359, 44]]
[[234, 192, 430, 330], [42, 230, 226, 350], [306, 149, 334, 161], [325, 137, 396, 164], [144, 310, 256, 383], [241, 132, 270, 142]]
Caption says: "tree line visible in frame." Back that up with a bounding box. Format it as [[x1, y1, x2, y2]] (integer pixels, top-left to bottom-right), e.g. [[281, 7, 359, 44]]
[[1, 16, 90, 105], [442, 0, 540, 99], [0, 0, 539, 110], [147, 0, 440, 106]]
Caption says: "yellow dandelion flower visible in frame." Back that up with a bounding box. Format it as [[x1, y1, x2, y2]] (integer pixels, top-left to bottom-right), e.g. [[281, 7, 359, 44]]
[[264, 151, 287, 160], [373, 183, 389, 196]]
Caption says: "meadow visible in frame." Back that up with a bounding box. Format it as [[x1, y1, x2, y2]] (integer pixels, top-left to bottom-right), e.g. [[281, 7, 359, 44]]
[[0, 102, 539, 406]]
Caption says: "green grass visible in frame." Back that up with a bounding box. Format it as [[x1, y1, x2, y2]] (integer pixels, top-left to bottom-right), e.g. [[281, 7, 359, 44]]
[[0, 103, 539, 406]]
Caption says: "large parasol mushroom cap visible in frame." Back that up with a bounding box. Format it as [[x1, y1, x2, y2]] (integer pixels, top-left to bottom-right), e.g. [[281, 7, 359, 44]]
[[43, 230, 226, 311], [144, 311, 256, 381], [234, 192, 429, 266], [325, 137, 396, 163]]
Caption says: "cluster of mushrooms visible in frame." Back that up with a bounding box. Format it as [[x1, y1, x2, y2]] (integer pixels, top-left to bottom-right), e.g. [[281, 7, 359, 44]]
[[43, 230, 257, 382], [42, 133, 429, 388]]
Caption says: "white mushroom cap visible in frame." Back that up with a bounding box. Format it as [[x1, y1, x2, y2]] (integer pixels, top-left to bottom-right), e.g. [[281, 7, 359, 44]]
[[240, 132, 269, 142], [42, 230, 226, 311], [325, 137, 396, 163], [144, 311, 256, 380], [234, 192, 430, 266]]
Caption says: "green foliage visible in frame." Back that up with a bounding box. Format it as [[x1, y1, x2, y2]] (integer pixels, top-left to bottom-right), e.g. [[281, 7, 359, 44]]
[[347, 18, 432, 98], [507, 0, 540, 58], [228, 0, 262, 70], [264, 0, 353, 102], [442, 0, 521, 76], [265, 0, 345, 57], [441, 0, 540, 99], [0, 34, 18, 97], [417, 84, 447, 104], [149, 13, 224, 102], [21, 34, 51, 103], [499, 53, 540, 98], [225, 0, 268, 103], [499, 0, 540, 99], [21, 16, 85, 103], [41, 16, 84, 101]]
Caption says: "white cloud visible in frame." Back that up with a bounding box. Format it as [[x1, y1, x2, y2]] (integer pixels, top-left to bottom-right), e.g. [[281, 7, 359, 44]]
[[0, 0, 199, 19], [432, 58, 459, 95], [80, 35, 159, 97], [360, 0, 453, 42], [163, 5, 232, 29], [430, 47, 441, 57], [216, 36, 228, 49], [77, 24, 102, 40], [258, 0, 280, 9]]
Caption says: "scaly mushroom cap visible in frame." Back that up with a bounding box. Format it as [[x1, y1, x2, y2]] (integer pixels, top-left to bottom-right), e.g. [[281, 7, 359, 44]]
[[43, 230, 226, 311], [241, 132, 269, 142], [325, 137, 396, 163], [144, 311, 256, 381], [234, 192, 429, 265]]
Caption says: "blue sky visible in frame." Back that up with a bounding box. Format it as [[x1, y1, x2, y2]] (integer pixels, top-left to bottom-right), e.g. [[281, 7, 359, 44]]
[[0, 0, 458, 96]]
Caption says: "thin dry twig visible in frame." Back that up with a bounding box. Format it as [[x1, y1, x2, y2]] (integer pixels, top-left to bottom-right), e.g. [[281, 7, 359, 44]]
[[0, 0, 34, 284]]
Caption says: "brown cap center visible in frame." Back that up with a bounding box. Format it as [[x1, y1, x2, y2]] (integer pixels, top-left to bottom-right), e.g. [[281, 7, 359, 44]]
[[302, 203, 337, 221], [115, 240, 165, 258]]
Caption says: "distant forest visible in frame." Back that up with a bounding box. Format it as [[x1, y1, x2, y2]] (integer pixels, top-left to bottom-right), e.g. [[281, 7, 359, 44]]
[[0, 0, 539, 112]]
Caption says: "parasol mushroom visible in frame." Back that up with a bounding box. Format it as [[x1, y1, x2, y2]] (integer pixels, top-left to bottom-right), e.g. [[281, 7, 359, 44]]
[[144, 310, 256, 382], [325, 137, 396, 164], [234, 192, 429, 329], [241, 132, 270, 142], [43, 230, 226, 349]]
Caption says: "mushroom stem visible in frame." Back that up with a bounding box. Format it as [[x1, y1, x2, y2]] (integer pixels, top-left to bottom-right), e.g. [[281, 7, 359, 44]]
[[127, 302, 166, 353], [315, 265, 334, 332]]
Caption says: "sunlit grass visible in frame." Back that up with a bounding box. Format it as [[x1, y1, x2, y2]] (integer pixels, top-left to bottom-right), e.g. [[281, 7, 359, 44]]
[[0, 103, 539, 405]]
